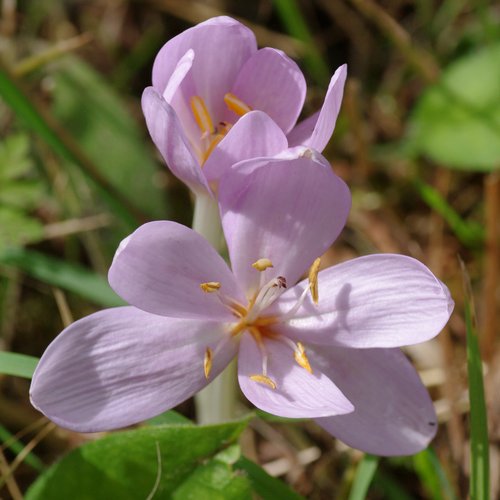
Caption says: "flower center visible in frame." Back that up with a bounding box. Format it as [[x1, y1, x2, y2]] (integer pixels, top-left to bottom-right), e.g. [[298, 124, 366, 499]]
[[189, 93, 251, 164], [200, 257, 322, 390]]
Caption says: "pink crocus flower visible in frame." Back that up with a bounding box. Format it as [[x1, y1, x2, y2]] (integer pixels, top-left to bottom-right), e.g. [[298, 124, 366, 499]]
[[30, 152, 453, 456], [142, 16, 346, 195]]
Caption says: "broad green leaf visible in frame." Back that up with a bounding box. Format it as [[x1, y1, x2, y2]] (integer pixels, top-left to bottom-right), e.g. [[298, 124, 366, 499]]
[[26, 420, 249, 500], [0, 247, 124, 307], [172, 458, 252, 500], [0, 180, 44, 209], [348, 454, 379, 500], [462, 263, 490, 500], [0, 133, 33, 179], [410, 43, 500, 171], [52, 57, 166, 219], [0, 208, 44, 250], [0, 351, 38, 379], [146, 410, 193, 427], [235, 456, 304, 500]]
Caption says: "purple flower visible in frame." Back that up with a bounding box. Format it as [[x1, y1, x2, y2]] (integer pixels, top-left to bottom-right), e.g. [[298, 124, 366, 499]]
[[142, 16, 346, 195], [30, 152, 453, 456]]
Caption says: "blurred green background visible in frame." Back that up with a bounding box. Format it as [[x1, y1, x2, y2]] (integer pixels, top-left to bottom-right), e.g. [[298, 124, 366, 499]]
[[0, 0, 498, 498]]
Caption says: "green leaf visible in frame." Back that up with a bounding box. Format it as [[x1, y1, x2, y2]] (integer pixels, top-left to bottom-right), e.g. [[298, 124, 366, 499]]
[[26, 420, 250, 500], [0, 351, 38, 379], [410, 43, 500, 171], [0, 63, 142, 228], [413, 448, 457, 500], [461, 262, 490, 500], [235, 456, 304, 500], [348, 454, 379, 500], [0, 180, 44, 209], [146, 410, 193, 427], [0, 208, 44, 250], [0, 133, 33, 179], [0, 247, 124, 307], [51, 57, 166, 219]]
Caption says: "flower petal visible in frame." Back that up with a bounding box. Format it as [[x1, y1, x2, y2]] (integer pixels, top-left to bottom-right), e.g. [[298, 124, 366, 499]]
[[237, 332, 353, 418], [219, 152, 351, 297], [30, 307, 236, 432], [230, 48, 306, 134], [269, 254, 454, 347], [109, 221, 245, 320], [153, 16, 257, 121], [314, 346, 437, 455], [203, 111, 288, 184], [287, 65, 347, 151], [142, 87, 210, 194]]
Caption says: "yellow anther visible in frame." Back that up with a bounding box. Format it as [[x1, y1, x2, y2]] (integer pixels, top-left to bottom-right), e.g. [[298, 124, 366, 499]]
[[190, 96, 215, 134], [308, 258, 321, 305], [202, 133, 224, 164], [200, 282, 221, 293], [294, 342, 313, 374], [250, 374, 277, 390], [204, 347, 213, 379], [224, 92, 252, 116], [252, 258, 274, 272]]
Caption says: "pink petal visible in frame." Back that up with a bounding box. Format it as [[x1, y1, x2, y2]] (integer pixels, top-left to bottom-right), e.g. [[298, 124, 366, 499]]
[[153, 16, 257, 122], [109, 221, 245, 320], [230, 48, 306, 134], [314, 346, 437, 455], [269, 254, 454, 348], [30, 307, 236, 432], [237, 332, 353, 418], [219, 153, 351, 298], [287, 65, 347, 151], [142, 87, 210, 194], [203, 111, 288, 184]]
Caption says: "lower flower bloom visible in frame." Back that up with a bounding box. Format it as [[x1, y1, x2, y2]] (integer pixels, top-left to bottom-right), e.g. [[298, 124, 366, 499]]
[[30, 152, 453, 456]]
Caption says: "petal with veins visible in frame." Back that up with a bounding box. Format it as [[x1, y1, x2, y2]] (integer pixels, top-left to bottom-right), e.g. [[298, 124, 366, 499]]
[[314, 346, 437, 456], [287, 64, 347, 151], [237, 332, 353, 418], [230, 48, 306, 134], [203, 111, 288, 184], [109, 221, 245, 320], [219, 155, 351, 297], [269, 254, 454, 348], [30, 307, 236, 432]]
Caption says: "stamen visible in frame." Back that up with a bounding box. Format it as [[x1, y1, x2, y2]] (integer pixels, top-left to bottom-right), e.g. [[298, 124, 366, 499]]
[[200, 281, 221, 293], [252, 258, 274, 272], [308, 258, 321, 305], [202, 133, 224, 164], [204, 347, 213, 379], [250, 374, 277, 389], [224, 93, 252, 116], [294, 342, 313, 373], [217, 121, 233, 134], [190, 96, 215, 134]]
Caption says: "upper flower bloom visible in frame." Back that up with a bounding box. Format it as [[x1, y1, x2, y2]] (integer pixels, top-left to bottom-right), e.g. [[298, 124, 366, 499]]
[[142, 16, 347, 195], [30, 152, 453, 456]]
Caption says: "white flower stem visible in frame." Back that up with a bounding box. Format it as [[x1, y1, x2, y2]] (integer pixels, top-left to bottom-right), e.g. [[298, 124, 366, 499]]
[[192, 193, 238, 424]]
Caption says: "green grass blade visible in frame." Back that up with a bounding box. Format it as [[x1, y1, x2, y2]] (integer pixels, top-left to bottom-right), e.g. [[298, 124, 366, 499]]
[[0, 248, 124, 307], [348, 454, 379, 500], [0, 424, 45, 471], [0, 63, 143, 228], [0, 351, 38, 379], [413, 448, 457, 500], [413, 177, 484, 248], [272, 0, 330, 85], [461, 261, 490, 500]]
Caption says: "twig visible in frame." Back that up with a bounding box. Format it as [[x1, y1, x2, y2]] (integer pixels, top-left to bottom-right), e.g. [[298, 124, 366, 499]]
[[0, 447, 23, 500], [52, 288, 74, 328]]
